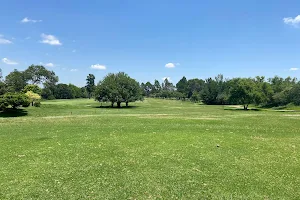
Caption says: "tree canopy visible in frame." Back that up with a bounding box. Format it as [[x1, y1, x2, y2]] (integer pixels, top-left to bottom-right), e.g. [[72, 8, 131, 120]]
[[95, 72, 142, 107]]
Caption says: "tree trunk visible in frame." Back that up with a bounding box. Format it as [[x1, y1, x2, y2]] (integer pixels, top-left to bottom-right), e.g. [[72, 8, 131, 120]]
[[32, 102, 34, 106], [126, 102, 128, 107], [117, 102, 121, 108], [111, 102, 114, 107], [244, 105, 248, 110]]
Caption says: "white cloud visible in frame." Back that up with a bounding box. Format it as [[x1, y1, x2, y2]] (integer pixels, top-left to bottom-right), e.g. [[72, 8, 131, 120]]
[[70, 69, 78, 72], [45, 63, 54, 67], [165, 62, 180, 68], [289, 67, 299, 71], [162, 77, 171, 81], [25, 36, 31, 40], [21, 17, 42, 23], [0, 35, 12, 44], [40, 33, 62, 45], [2, 58, 18, 65], [91, 64, 106, 70], [283, 15, 300, 27], [39, 62, 55, 67]]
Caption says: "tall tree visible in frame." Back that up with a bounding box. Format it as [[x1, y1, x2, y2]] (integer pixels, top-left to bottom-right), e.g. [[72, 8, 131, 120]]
[[5, 70, 27, 92], [153, 80, 161, 93], [24, 65, 58, 85], [176, 76, 188, 97], [86, 74, 95, 99]]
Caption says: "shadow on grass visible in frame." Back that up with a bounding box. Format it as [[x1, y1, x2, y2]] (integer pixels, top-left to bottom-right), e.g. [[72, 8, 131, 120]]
[[224, 108, 262, 111], [0, 108, 28, 118], [92, 105, 139, 109]]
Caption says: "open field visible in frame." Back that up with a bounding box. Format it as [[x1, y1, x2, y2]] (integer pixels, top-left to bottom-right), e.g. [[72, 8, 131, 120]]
[[0, 99, 300, 199]]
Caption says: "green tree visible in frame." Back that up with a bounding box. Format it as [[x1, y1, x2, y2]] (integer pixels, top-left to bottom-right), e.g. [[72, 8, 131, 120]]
[[200, 78, 218, 105], [153, 80, 162, 94], [54, 84, 74, 99], [25, 91, 41, 106], [176, 76, 188, 97], [23, 84, 42, 94], [0, 93, 30, 110], [5, 70, 27, 92], [228, 78, 259, 110], [86, 74, 95, 99], [24, 65, 58, 85], [95, 72, 142, 107]]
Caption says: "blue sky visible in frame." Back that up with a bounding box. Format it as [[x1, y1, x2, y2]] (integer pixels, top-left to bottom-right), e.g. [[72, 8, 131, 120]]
[[1, 0, 300, 86]]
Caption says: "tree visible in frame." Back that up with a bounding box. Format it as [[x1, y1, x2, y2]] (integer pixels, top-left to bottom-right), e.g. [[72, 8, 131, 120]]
[[23, 84, 42, 94], [5, 70, 27, 92], [86, 74, 95, 99], [0, 81, 7, 95], [289, 83, 300, 105], [200, 78, 218, 105], [0, 93, 30, 110], [54, 84, 74, 99], [68, 84, 82, 98], [95, 72, 142, 107], [153, 80, 162, 94], [186, 78, 205, 98], [176, 76, 188, 97], [141, 82, 153, 97], [25, 91, 41, 106], [162, 78, 175, 91], [228, 78, 259, 110], [24, 65, 58, 85]]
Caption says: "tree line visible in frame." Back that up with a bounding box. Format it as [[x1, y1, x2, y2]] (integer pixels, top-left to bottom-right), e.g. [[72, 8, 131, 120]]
[[1, 64, 300, 111], [140, 75, 300, 109]]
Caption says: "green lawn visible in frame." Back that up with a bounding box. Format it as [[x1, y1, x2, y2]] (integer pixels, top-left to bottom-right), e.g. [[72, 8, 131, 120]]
[[0, 99, 299, 199]]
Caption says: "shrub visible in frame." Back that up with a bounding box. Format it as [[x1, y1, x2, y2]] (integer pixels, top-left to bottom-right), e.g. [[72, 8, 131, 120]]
[[34, 101, 41, 107], [0, 93, 30, 110]]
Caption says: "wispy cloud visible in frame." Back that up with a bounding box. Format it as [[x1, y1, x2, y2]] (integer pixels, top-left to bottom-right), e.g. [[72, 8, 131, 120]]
[[72, 49, 76, 53], [165, 62, 180, 68], [2, 58, 18, 65], [0, 35, 12, 44], [91, 64, 106, 70], [70, 69, 78, 72], [289, 67, 299, 71], [25, 36, 31, 40], [21, 17, 42, 23], [40, 62, 55, 67], [40, 33, 62, 45], [283, 15, 300, 27]]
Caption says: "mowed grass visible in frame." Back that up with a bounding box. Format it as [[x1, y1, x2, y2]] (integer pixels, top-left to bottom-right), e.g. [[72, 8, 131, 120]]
[[0, 99, 300, 199]]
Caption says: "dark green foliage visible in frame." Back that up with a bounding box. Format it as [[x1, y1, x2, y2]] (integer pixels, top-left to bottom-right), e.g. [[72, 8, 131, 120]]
[[0, 93, 30, 110], [86, 74, 95, 99], [34, 101, 41, 107], [54, 84, 74, 99], [23, 84, 42, 94], [176, 76, 188, 97], [24, 65, 58, 85], [289, 83, 300, 105], [0, 81, 7, 95], [5, 70, 27, 92], [95, 72, 142, 107], [200, 78, 219, 105]]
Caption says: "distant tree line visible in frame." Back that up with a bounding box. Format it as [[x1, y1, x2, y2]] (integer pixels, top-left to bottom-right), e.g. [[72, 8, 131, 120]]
[[141, 75, 300, 109], [1, 65, 300, 111]]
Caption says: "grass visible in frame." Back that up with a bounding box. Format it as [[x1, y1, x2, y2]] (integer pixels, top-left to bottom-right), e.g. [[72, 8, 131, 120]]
[[0, 98, 300, 199]]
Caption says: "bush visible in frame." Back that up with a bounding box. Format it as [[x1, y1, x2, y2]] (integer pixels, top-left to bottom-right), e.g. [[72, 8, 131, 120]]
[[0, 93, 30, 110], [34, 101, 41, 107]]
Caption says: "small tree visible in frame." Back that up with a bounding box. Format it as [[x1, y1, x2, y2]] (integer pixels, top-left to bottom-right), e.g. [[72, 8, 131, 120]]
[[0, 93, 30, 110], [25, 91, 41, 106]]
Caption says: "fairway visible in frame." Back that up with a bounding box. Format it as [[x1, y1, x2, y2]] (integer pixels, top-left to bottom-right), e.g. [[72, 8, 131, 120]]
[[0, 99, 299, 199]]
